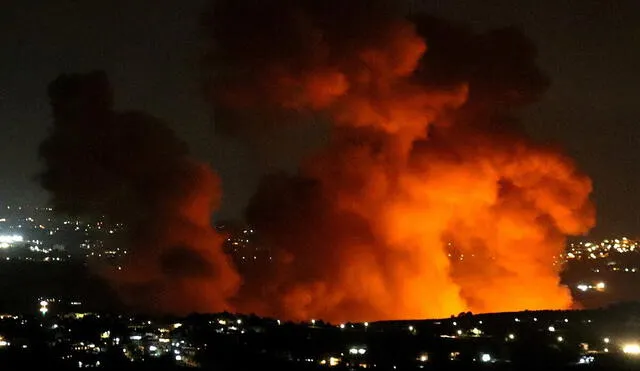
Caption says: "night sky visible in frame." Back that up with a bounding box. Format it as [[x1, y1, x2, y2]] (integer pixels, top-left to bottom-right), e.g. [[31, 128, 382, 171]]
[[1, 0, 639, 236]]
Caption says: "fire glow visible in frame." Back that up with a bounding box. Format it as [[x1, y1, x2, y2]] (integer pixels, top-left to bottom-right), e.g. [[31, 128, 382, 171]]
[[209, 0, 595, 322], [39, 0, 596, 323]]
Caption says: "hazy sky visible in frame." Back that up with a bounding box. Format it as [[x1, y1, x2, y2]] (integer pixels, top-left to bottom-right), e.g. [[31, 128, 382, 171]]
[[1, 0, 639, 236]]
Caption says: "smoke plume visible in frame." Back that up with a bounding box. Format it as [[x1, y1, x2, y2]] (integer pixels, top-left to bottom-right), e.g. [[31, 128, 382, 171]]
[[205, 0, 595, 323], [39, 71, 239, 314]]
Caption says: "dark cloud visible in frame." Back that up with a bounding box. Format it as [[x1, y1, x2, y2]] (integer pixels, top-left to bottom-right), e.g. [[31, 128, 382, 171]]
[[39, 71, 239, 314], [160, 246, 215, 278]]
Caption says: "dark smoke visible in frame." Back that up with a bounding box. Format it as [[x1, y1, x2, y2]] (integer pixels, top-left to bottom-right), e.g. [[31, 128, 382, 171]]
[[202, 0, 405, 167], [39, 71, 239, 314]]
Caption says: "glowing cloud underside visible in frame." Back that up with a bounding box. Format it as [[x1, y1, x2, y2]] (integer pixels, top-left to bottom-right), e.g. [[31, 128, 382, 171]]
[[206, 0, 595, 322]]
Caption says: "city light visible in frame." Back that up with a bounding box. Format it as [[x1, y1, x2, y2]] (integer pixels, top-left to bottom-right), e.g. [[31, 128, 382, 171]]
[[623, 344, 640, 355], [579, 355, 595, 364], [0, 205, 637, 369], [39, 299, 49, 315], [576, 282, 607, 293], [0, 234, 23, 244], [563, 238, 639, 262]]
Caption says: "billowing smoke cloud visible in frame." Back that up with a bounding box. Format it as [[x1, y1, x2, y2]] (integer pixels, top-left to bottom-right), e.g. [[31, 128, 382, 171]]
[[205, 0, 595, 323], [39, 71, 239, 314]]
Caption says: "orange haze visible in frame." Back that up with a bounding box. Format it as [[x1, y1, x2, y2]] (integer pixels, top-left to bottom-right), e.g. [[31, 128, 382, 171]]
[[208, 0, 595, 323]]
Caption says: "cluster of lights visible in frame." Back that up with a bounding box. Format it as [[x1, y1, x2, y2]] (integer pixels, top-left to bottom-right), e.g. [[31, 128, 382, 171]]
[[623, 343, 640, 355], [0, 234, 23, 243], [0, 209, 128, 262], [39, 300, 48, 315], [222, 226, 273, 263], [579, 355, 595, 364], [0, 234, 23, 248], [562, 237, 638, 262], [576, 281, 606, 292], [9, 307, 640, 368], [319, 357, 341, 367]]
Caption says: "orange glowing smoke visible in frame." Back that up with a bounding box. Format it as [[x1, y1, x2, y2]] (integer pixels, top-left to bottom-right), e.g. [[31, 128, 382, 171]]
[[206, 0, 595, 322], [41, 72, 240, 315], [107, 160, 240, 314]]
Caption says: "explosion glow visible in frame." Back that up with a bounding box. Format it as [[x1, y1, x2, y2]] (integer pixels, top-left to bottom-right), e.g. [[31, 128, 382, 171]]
[[38, 0, 595, 322], [208, 0, 595, 322]]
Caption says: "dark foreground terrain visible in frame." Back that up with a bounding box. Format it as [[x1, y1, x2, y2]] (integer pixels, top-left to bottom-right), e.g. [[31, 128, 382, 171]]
[[1, 304, 640, 370], [1, 261, 640, 370]]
